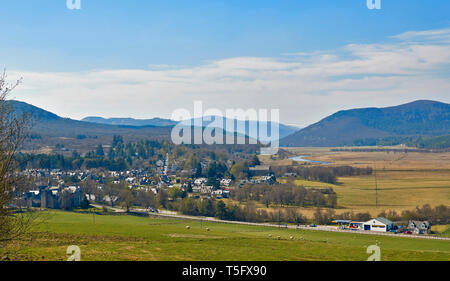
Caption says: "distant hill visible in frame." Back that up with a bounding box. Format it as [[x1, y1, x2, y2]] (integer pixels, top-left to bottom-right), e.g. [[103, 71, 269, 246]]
[[82, 116, 177, 127], [6, 100, 172, 140], [178, 116, 299, 143], [6, 101, 266, 151], [83, 115, 299, 143], [280, 100, 450, 147]]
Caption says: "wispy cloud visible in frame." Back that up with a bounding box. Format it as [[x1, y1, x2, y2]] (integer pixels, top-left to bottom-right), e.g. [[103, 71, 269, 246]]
[[10, 28, 450, 127], [391, 28, 450, 43]]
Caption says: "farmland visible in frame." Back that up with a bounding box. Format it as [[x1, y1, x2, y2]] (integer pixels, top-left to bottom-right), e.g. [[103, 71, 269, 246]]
[[3, 148, 449, 261], [0, 211, 449, 261], [260, 148, 450, 218]]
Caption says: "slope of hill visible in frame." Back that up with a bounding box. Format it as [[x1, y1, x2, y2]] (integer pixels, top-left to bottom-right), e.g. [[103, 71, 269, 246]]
[[7, 100, 172, 149], [281, 100, 450, 147]]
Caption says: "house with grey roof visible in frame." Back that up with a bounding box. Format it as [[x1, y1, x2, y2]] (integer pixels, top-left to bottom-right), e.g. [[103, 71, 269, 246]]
[[408, 220, 431, 235]]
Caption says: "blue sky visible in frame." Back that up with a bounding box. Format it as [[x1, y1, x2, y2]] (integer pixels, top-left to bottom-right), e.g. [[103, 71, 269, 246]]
[[2, 0, 450, 125], [2, 0, 449, 71]]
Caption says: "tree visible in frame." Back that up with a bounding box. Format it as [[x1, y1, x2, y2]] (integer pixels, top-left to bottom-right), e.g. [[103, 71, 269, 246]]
[[103, 182, 120, 207], [215, 201, 227, 220], [186, 182, 193, 193], [119, 186, 134, 212], [313, 208, 335, 225], [95, 144, 105, 157], [230, 162, 249, 179], [195, 162, 203, 177], [169, 186, 186, 200], [136, 190, 156, 210], [250, 155, 260, 166], [58, 190, 73, 210], [198, 199, 214, 217], [80, 195, 90, 209], [157, 189, 168, 208], [0, 71, 37, 245], [181, 197, 198, 215]]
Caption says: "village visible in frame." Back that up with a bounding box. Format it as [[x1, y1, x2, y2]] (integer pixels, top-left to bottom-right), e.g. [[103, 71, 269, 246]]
[[15, 152, 433, 237], [17, 152, 275, 210]]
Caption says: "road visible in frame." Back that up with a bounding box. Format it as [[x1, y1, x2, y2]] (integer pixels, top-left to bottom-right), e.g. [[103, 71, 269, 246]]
[[91, 204, 450, 241]]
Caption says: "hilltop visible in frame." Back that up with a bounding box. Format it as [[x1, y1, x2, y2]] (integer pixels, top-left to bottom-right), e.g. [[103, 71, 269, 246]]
[[280, 100, 450, 147]]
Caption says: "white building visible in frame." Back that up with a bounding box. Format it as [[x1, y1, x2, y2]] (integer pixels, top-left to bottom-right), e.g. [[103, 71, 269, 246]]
[[220, 178, 233, 187], [194, 178, 207, 186], [363, 217, 394, 232], [211, 189, 223, 198]]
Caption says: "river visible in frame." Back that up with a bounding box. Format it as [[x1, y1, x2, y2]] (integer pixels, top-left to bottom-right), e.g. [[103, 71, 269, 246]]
[[289, 155, 331, 165]]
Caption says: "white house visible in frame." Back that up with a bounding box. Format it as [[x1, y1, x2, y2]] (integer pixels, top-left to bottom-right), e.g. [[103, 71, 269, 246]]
[[408, 220, 431, 235], [211, 189, 223, 198], [125, 177, 135, 183], [220, 178, 233, 187], [194, 178, 207, 186], [363, 217, 394, 232]]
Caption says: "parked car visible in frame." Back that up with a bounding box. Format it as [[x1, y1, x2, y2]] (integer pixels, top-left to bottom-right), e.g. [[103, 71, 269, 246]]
[[309, 224, 317, 227]]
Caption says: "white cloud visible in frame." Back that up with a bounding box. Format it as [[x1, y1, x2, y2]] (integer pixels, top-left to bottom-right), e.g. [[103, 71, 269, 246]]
[[9, 28, 450, 127], [391, 28, 450, 43]]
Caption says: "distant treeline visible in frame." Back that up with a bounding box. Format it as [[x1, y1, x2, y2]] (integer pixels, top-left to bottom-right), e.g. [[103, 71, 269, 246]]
[[377, 204, 449, 225], [16, 135, 259, 171], [271, 166, 373, 184], [352, 135, 450, 150], [231, 182, 337, 208], [322, 204, 449, 225], [15, 153, 129, 171]]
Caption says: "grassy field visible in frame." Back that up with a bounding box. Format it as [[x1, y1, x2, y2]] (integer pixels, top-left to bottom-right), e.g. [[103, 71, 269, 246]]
[[260, 148, 450, 217], [335, 170, 450, 215], [432, 225, 450, 237], [1, 211, 449, 261], [282, 147, 450, 170]]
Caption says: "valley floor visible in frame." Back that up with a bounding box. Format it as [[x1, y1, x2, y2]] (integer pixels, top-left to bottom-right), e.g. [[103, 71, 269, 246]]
[[261, 148, 450, 218]]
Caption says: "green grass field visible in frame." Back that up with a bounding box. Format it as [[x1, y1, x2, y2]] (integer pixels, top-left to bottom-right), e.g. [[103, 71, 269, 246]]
[[1, 211, 449, 261]]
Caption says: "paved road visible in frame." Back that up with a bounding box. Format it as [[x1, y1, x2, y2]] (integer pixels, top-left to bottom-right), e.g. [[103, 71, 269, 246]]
[[92, 204, 450, 241]]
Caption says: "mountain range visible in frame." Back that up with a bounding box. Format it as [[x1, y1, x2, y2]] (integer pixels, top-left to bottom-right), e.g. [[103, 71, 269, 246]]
[[82, 116, 299, 143], [6, 99, 450, 149], [280, 100, 450, 147]]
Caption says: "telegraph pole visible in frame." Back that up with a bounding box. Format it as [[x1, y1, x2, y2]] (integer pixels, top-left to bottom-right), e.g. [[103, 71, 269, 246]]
[[374, 162, 378, 208], [278, 208, 281, 228]]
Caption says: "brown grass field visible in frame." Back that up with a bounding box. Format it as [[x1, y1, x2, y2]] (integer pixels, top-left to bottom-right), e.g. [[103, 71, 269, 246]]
[[259, 147, 450, 218]]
